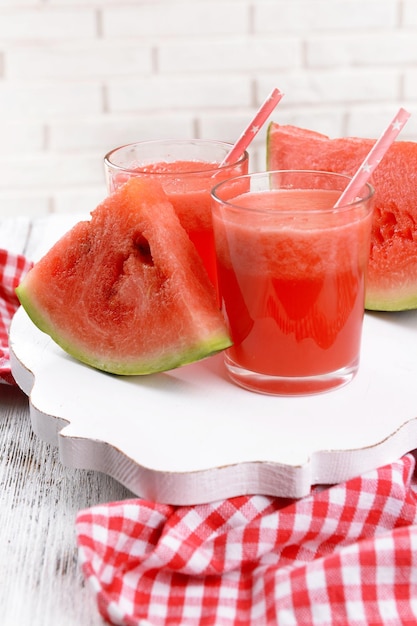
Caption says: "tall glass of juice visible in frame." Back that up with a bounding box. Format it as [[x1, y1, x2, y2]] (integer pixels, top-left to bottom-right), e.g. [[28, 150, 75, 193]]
[[104, 139, 249, 288], [211, 170, 375, 395]]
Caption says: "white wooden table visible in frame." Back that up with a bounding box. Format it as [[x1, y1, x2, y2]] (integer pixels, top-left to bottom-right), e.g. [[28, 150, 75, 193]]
[[0, 214, 132, 625], [0, 384, 132, 626]]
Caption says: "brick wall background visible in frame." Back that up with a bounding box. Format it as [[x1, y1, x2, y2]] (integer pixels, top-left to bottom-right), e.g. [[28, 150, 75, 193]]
[[0, 0, 416, 218]]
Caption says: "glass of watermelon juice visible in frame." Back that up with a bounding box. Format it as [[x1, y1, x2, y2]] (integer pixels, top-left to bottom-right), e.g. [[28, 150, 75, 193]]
[[211, 170, 375, 395], [104, 139, 249, 287]]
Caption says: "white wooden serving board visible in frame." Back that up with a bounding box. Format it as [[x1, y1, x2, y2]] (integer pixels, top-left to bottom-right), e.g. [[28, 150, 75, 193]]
[[9, 302, 417, 505], [5, 213, 417, 504]]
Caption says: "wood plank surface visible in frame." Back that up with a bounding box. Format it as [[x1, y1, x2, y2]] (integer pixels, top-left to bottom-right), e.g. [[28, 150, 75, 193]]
[[0, 216, 32, 255], [0, 385, 132, 626]]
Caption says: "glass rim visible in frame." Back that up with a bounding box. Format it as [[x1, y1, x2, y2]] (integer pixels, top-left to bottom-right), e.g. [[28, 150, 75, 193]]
[[211, 169, 375, 214], [104, 139, 249, 175]]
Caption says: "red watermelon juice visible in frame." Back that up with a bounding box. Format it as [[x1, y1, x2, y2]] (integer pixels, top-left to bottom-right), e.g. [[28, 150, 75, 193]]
[[104, 140, 249, 287], [211, 171, 374, 395]]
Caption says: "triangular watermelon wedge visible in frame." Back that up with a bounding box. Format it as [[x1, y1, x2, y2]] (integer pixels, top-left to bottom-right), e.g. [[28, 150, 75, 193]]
[[267, 122, 417, 311], [16, 177, 232, 375]]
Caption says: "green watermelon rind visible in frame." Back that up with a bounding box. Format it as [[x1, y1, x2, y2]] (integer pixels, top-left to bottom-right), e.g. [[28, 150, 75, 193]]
[[16, 283, 232, 376], [364, 289, 417, 312]]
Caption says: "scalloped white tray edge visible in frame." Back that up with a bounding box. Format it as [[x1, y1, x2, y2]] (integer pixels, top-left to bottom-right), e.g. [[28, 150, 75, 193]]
[[9, 305, 417, 505]]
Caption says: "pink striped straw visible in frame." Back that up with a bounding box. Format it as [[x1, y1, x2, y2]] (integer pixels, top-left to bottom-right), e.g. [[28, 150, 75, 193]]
[[335, 107, 411, 207], [219, 88, 284, 167]]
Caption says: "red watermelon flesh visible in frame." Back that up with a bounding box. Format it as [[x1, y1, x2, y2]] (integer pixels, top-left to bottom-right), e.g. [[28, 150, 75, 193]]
[[267, 123, 417, 311], [16, 177, 232, 375]]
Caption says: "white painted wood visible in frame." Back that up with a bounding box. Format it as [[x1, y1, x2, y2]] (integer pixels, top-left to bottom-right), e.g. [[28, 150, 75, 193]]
[[0, 214, 87, 260], [10, 294, 417, 504], [0, 385, 131, 626], [0, 216, 32, 254], [6, 213, 417, 506]]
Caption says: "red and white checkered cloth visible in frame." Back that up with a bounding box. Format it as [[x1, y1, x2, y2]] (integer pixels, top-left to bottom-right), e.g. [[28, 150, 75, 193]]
[[0, 249, 33, 385], [76, 453, 417, 626]]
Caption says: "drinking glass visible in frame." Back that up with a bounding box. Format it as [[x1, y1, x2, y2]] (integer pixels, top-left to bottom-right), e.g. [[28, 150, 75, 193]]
[[211, 170, 375, 395], [104, 139, 249, 287]]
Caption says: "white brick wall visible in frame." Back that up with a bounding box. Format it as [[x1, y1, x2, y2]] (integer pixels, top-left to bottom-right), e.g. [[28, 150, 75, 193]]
[[0, 0, 416, 217]]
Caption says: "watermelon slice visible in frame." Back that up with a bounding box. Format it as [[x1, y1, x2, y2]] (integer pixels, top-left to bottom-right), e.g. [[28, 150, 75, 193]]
[[16, 177, 232, 375], [267, 123, 417, 311]]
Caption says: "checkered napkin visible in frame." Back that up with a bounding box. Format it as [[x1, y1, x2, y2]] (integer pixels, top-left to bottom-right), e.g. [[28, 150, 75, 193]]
[[76, 453, 417, 626], [0, 250, 32, 385]]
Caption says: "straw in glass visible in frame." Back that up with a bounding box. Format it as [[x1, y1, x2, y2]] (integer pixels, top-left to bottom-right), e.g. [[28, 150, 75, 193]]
[[335, 107, 411, 207], [219, 88, 284, 167]]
